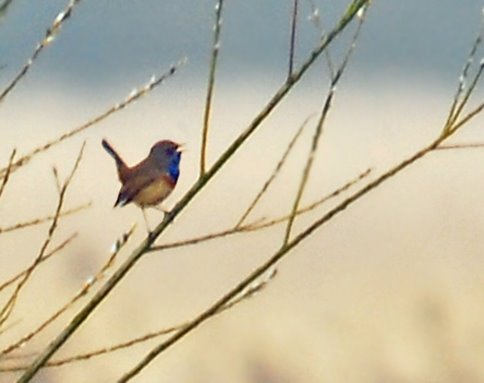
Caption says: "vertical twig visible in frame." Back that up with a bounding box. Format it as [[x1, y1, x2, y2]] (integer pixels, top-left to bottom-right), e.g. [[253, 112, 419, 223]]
[[446, 58, 484, 135], [1, 226, 134, 356], [288, 0, 299, 79], [200, 0, 225, 176], [283, 7, 366, 244], [0, 143, 85, 328], [236, 114, 312, 227], [0, 149, 16, 200], [443, 9, 483, 132], [0, 0, 15, 18], [307, 0, 335, 78]]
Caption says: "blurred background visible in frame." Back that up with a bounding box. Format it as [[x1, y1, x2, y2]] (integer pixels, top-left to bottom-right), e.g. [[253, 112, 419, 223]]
[[1, 0, 484, 382]]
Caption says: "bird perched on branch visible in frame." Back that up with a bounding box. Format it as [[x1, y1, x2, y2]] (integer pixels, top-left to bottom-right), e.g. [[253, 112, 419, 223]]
[[102, 139, 183, 231]]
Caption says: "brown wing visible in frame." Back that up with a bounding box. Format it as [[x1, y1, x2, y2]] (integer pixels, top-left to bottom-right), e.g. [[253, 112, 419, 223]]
[[115, 172, 157, 207], [114, 160, 174, 207]]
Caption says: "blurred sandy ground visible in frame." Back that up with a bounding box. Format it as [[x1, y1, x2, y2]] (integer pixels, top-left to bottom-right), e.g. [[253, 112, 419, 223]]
[[0, 75, 484, 383]]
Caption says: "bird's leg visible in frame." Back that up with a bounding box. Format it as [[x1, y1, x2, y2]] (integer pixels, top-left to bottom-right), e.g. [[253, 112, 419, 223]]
[[141, 207, 152, 236]]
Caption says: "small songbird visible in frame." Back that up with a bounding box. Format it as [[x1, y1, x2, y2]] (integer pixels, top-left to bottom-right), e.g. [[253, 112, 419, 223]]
[[102, 139, 182, 229]]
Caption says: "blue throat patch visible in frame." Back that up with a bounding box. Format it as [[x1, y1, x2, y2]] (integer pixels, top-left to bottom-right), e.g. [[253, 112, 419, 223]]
[[168, 152, 181, 182]]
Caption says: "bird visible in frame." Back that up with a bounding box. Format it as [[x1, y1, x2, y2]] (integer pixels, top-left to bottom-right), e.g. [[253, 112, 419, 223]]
[[102, 138, 183, 231]]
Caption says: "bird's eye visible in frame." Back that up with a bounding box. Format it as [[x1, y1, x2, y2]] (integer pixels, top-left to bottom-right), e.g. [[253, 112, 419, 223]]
[[165, 148, 174, 156]]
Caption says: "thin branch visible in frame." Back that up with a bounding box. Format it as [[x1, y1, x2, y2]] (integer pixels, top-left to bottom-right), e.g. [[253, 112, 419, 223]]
[[447, 58, 484, 135], [151, 226, 243, 252], [149, 168, 371, 253], [223, 267, 278, 311], [307, 0, 335, 77], [451, 100, 484, 131], [443, 20, 483, 133], [1, 226, 135, 356], [0, 352, 37, 362], [200, 0, 225, 176], [441, 14, 484, 136], [52, 167, 62, 195], [18, 3, 370, 381], [0, 0, 82, 103], [236, 114, 312, 227], [0, 143, 85, 328], [119, 137, 450, 383], [118, 14, 484, 383], [0, 0, 16, 18], [1, 325, 178, 373], [288, 0, 299, 79], [0, 202, 91, 235], [0, 318, 21, 337], [0, 234, 77, 293], [0, 59, 186, 179], [0, 266, 275, 373], [436, 141, 484, 150], [255, 168, 372, 228], [283, 6, 366, 244], [0, 149, 16, 200]]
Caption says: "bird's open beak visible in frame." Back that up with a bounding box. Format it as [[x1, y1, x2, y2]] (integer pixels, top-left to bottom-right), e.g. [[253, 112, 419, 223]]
[[176, 143, 186, 152]]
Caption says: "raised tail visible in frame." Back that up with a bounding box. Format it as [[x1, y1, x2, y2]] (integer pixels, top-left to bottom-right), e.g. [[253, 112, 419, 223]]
[[102, 139, 129, 183]]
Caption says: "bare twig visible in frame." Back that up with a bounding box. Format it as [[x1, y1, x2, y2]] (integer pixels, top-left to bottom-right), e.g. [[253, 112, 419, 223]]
[[0, 149, 16, 200], [0, 143, 85, 328], [18, 3, 370, 381], [1, 226, 135, 356], [436, 141, 484, 150], [307, 0, 335, 77], [117, 12, 484, 383], [119, 137, 455, 383], [283, 6, 366, 244], [451, 100, 484, 131], [149, 168, 371, 253], [0, 0, 16, 17], [443, 19, 483, 133], [0, 234, 77, 293], [255, 168, 372, 229], [447, 60, 484, 135], [1, 325, 178, 373], [223, 265, 278, 312], [52, 167, 62, 195], [0, 319, 21, 337], [0, 0, 82, 103], [288, 0, 299, 79], [0, 202, 91, 235], [0, 265, 275, 373], [200, 0, 225, 176], [150, 226, 242, 252], [236, 114, 312, 227], [0, 59, 186, 179], [0, 352, 37, 362]]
